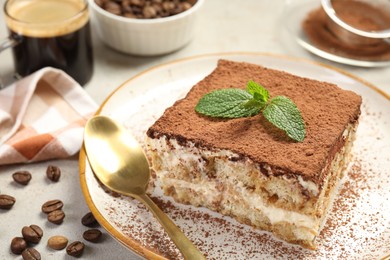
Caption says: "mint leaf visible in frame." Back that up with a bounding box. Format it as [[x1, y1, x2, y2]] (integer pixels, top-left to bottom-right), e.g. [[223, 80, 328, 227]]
[[246, 80, 269, 104], [195, 89, 261, 118], [242, 98, 265, 110], [195, 80, 306, 142], [262, 96, 306, 142]]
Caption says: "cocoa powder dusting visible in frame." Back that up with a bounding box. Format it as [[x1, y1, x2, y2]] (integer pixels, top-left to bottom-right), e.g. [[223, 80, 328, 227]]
[[101, 98, 389, 259], [302, 0, 390, 61], [148, 60, 362, 186]]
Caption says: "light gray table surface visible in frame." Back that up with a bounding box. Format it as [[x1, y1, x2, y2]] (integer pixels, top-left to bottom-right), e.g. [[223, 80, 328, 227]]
[[0, 0, 389, 259]]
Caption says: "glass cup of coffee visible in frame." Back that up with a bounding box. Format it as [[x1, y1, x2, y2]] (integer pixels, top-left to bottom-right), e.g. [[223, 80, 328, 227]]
[[0, 0, 94, 86]]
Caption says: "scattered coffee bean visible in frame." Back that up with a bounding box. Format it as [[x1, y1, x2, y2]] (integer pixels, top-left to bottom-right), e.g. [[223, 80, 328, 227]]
[[66, 241, 85, 257], [47, 235, 68, 250], [81, 212, 98, 227], [83, 229, 102, 243], [95, 0, 197, 19], [12, 171, 32, 185], [47, 209, 65, 224], [0, 194, 16, 209], [21, 225, 43, 244], [41, 199, 63, 214], [46, 165, 61, 182], [10, 237, 27, 254], [21, 248, 41, 260]]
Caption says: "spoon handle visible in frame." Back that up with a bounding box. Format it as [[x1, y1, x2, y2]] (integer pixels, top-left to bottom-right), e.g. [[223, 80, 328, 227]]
[[138, 194, 206, 260]]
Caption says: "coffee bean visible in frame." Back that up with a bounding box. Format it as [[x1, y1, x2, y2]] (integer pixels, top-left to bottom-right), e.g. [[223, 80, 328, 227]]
[[83, 229, 102, 243], [143, 6, 157, 18], [124, 12, 137, 18], [47, 235, 68, 250], [0, 194, 16, 209], [179, 2, 192, 11], [96, 0, 196, 19], [162, 1, 175, 11], [47, 209, 65, 224], [132, 5, 142, 14], [41, 199, 63, 214], [104, 1, 121, 15], [12, 171, 32, 185], [122, 0, 132, 12], [130, 0, 144, 7], [10, 237, 27, 254], [22, 248, 41, 260], [81, 212, 98, 227], [22, 225, 43, 243], [95, 0, 106, 7], [66, 241, 85, 257], [46, 165, 61, 182]]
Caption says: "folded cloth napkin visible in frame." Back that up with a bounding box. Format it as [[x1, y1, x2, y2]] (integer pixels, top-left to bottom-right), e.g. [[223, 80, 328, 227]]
[[0, 67, 98, 165]]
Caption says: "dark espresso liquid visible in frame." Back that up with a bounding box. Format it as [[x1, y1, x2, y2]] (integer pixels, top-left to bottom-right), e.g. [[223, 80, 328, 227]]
[[6, 0, 93, 85], [10, 24, 93, 86]]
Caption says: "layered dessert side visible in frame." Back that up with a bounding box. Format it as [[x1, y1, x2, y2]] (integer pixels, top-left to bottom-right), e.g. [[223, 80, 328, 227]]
[[145, 60, 362, 249]]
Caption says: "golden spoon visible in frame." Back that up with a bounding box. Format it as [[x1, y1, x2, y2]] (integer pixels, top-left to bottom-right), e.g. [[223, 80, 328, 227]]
[[84, 115, 205, 260]]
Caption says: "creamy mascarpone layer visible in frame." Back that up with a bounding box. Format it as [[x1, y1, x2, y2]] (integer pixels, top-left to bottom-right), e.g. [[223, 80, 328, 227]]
[[146, 120, 358, 248], [147, 136, 319, 230], [163, 176, 317, 229]]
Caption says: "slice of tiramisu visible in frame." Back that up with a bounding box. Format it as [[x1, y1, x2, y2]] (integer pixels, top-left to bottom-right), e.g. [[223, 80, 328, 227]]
[[146, 60, 362, 249]]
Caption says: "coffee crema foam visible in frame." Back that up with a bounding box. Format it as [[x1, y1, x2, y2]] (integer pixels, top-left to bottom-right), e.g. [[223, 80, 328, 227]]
[[5, 0, 88, 37]]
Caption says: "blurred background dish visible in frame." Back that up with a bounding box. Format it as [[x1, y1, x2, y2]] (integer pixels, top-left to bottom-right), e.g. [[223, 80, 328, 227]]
[[283, 0, 390, 67], [321, 0, 390, 46], [88, 0, 204, 56]]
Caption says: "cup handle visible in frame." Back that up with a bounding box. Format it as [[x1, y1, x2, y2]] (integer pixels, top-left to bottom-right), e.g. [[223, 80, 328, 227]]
[[0, 36, 21, 88], [0, 35, 21, 52]]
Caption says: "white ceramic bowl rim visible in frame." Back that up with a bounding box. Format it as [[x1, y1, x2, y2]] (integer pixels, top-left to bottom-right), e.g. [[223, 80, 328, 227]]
[[89, 0, 204, 24]]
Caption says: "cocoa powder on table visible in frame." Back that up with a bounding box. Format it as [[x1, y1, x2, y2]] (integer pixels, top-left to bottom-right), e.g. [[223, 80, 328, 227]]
[[302, 0, 390, 61]]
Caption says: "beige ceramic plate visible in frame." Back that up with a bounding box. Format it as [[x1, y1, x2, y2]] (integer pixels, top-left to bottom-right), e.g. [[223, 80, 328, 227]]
[[79, 53, 390, 259]]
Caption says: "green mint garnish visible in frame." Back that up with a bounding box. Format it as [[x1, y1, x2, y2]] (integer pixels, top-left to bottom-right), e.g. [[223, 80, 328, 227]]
[[263, 96, 306, 142], [194, 88, 261, 118], [195, 80, 306, 142], [247, 80, 269, 105]]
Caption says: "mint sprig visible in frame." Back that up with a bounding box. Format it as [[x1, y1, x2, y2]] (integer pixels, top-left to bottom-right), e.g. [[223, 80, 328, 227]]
[[193, 88, 261, 118], [195, 80, 306, 142]]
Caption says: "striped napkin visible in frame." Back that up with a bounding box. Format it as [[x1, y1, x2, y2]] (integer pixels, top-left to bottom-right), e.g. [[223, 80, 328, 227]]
[[0, 67, 97, 165]]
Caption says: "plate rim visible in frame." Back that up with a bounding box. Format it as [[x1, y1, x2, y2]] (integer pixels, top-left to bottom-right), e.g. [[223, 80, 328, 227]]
[[79, 52, 390, 259]]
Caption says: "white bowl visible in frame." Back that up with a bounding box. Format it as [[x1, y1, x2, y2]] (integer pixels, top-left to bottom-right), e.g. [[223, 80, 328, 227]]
[[88, 0, 204, 56]]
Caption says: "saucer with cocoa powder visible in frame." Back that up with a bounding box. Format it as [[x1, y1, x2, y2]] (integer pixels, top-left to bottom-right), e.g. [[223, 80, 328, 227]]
[[283, 0, 390, 67]]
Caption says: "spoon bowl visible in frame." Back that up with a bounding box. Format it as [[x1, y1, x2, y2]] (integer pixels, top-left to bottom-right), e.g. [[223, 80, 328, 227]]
[[84, 116, 149, 195], [83, 115, 205, 260]]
